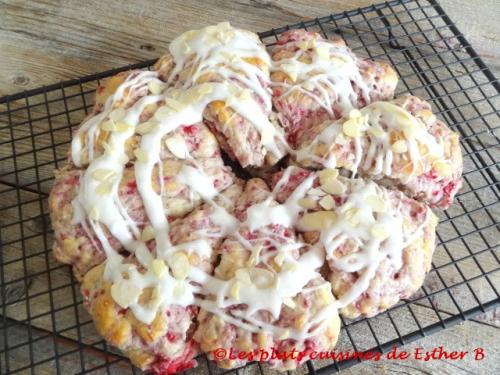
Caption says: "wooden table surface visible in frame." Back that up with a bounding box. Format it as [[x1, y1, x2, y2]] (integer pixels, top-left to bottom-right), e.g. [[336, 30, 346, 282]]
[[0, 1, 498, 374]]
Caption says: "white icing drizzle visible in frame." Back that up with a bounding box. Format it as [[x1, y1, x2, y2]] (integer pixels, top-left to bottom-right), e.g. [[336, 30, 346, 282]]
[[67, 23, 431, 344], [272, 37, 371, 117], [295, 102, 447, 181]]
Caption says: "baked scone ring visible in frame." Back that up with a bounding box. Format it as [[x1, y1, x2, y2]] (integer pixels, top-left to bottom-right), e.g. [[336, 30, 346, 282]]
[[194, 179, 341, 370], [294, 95, 463, 208], [271, 29, 398, 146], [49, 158, 234, 279], [154, 23, 288, 168], [272, 167, 438, 319]]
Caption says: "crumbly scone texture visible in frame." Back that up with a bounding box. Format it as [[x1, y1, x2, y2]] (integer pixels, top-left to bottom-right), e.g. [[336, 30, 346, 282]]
[[48, 22, 460, 375]]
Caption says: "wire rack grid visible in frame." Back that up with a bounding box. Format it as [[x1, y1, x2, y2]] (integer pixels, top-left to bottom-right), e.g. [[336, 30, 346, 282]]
[[0, 0, 498, 374]]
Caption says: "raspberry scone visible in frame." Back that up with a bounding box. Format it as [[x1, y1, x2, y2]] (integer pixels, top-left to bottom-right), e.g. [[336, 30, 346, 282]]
[[294, 95, 463, 208], [272, 167, 438, 319], [195, 178, 341, 370], [271, 29, 398, 146], [49, 158, 234, 280], [154, 22, 288, 167]]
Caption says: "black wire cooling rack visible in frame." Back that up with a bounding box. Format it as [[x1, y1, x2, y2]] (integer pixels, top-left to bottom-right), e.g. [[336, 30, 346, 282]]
[[0, 0, 499, 374]]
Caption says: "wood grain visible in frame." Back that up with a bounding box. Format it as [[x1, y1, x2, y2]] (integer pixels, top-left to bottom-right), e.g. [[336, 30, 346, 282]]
[[0, 1, 498, 374]]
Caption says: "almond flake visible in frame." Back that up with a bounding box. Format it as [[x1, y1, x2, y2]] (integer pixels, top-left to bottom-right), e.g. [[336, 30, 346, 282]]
[[136, 121, 157, 135], [91, 168, 116, 182], [278, 329, 290, 340], [96, 182, 112, 195], [315, 44, 330, 60], [238, 89, 252, 101], [343, 118, 362, 137], [349, 109, 363, 119], [283, 297, 296, 308], [298, 211, 337, 231], [307, 188, 326, 197], [111, 281, 141, 309], [165, 98, 185, 111], [433, 161, 452, 177], [260, 127, 275, 145], [366, 195, 387, 213], [371, 223, 390, 241], [102, 141, 114, 155], [134, 149, 149, 163], [282, 262, 298, 272], [114, 122, 131, 133], [281, 63, 299, 82], [318, 168, 339, 185], [152, 259, 168, 277], [154, 106, 173, 121], [165, 136, 189, 159], [141, 225, 155, 242], [344, 208, 360, 227], [170, 252, 190, 280], [391, 139, 408, 153], [109, 108, 126, 122], [89, 206, 100, 221], [148, 80, 164, 95], [235, 268, 252, 284], [274, 253, 285, 267], [303, 80, 316, 91], [319, 195, 335, 210], [298, 197, 317, 209], [101, 121, 116, 132], [196, 84, 213, 95], [230, 281, 241, 300], [321, 179, 346, 195]]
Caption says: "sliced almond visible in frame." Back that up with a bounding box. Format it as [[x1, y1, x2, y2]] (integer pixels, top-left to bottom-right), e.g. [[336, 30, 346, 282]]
[[315, 44, 330, 60], [152, 259, 168, 277], [91, 168, 116, 182], [318, 168, 339, 185], [101, 120, 116, 132], [109, 108, 126, 122], [298, 197, 317, 209], [196, 83, 213, 95], [282, 262, 298, 272], [235, 268, 252, 284], [433, 161, 452, 177], [165, 136, 189, 159], [148, 80, 164, 95], [154, 106, 173, 121], [391, 139, 408, 153], [343, 118, 362, 137], [344, 208, 360, 227], [319, 195, 335, 210], [321, 179, 346, 195], [136, 121, 157, 135], [114, 122, 131, 133], [298, 211, 337, 231], [371, 223, 390, 241], [134, 149, 149, 163], [96, 182, 112, 195], [165, 98, 185, 112], [274, 253, 285, 267], [278, 329, 290, 340], [110, 280, 141, 309], [366, 195, 387, 213], [170, 252, 190, 280], [141, 225, 155, 242], [307, 187, 326, 197], [230, 281, 241, 300], [349, 109, 363, 119]]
